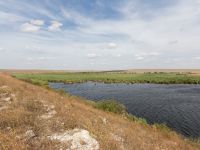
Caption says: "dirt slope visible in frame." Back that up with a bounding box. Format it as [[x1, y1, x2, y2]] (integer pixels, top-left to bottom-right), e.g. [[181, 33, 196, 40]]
[[0, 73, 198, 150]]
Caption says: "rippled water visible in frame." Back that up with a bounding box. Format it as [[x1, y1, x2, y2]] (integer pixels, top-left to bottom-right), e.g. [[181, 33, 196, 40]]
[[49, 82, 200, 138]]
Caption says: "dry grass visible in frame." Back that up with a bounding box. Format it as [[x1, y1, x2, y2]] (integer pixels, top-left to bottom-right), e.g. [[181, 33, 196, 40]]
[[0, 131, 28, 150], [0, 72, 199, 150]]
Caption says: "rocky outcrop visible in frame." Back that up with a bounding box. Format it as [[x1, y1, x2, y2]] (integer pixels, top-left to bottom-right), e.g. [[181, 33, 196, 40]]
[[49, 128, 99, 150]]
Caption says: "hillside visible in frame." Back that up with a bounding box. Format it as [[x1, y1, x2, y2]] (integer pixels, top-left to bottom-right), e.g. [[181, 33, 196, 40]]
[[0, 72, 199, 150]]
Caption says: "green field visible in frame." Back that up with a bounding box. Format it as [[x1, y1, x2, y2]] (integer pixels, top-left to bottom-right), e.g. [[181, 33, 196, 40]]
[[12, 72, 200, 85]]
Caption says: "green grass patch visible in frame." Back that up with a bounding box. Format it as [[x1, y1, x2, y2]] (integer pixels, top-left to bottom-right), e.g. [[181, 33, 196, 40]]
[[12, 72, 200, 85], [94, 100, 126, 114], [152, 123, 172, 132], [126, 114, 148, 125]]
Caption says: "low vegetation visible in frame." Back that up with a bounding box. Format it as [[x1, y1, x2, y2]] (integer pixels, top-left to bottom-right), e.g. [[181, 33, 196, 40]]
[[13, 72, 200, 85], [94, 100, 126, 115]]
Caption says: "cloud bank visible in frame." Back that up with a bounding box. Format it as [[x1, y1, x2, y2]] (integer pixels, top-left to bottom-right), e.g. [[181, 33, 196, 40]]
[[0, 0, 200, 70]]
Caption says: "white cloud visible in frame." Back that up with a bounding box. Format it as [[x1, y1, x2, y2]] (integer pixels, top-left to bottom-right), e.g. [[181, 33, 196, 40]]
[[108, 42, 118, 49], [20, 19, 45, 32], [27, 57, 34, 61], [38, 56, 55, 60], [0, 47, 4, 52], [48, 21, 63, 31], [86, 53, 98, 59], [134, 52, 160, 61], [30, 19, 44, 26], [148, 52, 160, 56], [20, 23, 40, 32], [61, 7, 92, 25], [0, 11, 26, 23], [135, 56, 145, 61], [195, 57, 200, 60], [27, 56, 56, 61], [1, 0, 200, 69], [169, 40, 178, 45], [116, 54, 121, 57]]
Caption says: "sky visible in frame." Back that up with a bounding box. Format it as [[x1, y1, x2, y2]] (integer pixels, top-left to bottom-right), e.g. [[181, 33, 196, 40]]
[[0, 0, 200, 70]]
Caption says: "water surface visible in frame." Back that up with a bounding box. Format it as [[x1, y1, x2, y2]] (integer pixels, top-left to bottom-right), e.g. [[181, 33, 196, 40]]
[[49, 82, 200, 138]]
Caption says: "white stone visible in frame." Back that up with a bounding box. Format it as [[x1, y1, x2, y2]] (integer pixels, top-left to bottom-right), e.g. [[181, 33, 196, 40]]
[[3, 97, 11, 102], [102, 118, 107, 125], [24, 130, 35, 139], [6, 127, 11, 130], [111, 133, 124, 142], [49, 128, 99, 150], [99, 116, 108, 125], [49, 104, 55, 109], [110, 133, 125, 150]]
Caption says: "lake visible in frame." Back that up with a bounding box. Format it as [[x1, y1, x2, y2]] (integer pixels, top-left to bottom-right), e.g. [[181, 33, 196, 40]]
[[49, 82, 200, 138]]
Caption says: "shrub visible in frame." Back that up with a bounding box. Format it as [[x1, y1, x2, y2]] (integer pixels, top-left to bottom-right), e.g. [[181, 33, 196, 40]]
[[127, 114, 147, 125], [56, 89, 66, 95], [153, 123, 171, 132], [94, 100, 126, 114]]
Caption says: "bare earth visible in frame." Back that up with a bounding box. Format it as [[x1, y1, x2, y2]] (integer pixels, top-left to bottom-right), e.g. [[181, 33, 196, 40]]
[[0, 72, 199, 150]]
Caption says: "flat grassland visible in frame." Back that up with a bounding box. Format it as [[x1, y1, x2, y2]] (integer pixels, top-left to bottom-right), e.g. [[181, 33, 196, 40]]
[[0, 72, 199, 149], [13, 71, 200, 85]]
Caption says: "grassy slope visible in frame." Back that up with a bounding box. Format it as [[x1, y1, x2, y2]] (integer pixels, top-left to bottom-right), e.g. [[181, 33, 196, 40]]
[[0, 73, 199, 149], [13, 72, 200, 85]]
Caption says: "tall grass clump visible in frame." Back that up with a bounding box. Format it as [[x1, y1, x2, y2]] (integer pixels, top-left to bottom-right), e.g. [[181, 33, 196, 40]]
[[127, 114, 148, 125], [94, 100, 126, 114], [190, 139, 200, 149], [152, 123, 171, 132], [56, 89, 66, 95]]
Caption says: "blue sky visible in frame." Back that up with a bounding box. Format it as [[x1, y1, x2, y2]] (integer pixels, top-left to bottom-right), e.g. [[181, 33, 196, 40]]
[[0, 0, 200, 70]]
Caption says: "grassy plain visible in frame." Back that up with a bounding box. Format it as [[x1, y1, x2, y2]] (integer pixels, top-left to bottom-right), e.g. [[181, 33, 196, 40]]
[[13, 71, 200, 86]]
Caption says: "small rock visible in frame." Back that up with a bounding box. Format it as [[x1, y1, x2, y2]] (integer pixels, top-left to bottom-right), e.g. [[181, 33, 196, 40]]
[[16, 135, 21, 139], [6, 127, 11, 130], [102, 118, 107, 125], [24, 130, 36, 140], [99, 116, 107, 125], [49, 104, 55, 109], [110, 133, 125, 150], [111, 133, 124, 142], [3, 97, 11, 102]]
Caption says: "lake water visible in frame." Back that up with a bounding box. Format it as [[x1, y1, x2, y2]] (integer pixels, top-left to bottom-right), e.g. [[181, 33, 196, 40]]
[[49, 82, 200, 138]]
